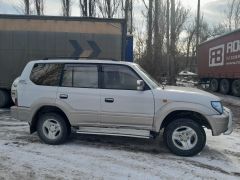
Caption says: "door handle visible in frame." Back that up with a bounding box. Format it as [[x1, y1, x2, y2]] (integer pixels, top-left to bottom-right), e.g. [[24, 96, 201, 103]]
[[19, 79, 27, 84], [59, 94, 68, 99], [105, 98, 114, 103]]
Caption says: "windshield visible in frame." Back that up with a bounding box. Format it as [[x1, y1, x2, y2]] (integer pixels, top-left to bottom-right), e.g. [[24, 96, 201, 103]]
[[134, 64, 159, 89]]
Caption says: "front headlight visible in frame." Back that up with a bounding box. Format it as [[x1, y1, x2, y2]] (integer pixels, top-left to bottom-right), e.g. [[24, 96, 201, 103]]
[[211, 101, 223, 114]]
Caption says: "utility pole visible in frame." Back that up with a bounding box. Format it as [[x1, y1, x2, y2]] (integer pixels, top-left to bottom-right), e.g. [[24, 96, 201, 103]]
[[195, 0, 200, 72], [154, 0, 160, 75], [146, 0, 153, 63], [196, 0, 200, 48], [166, 0, 170, 80], [122, 0, 130, 61], [129, 0, 133, 34], [170, 0, 176, 85]]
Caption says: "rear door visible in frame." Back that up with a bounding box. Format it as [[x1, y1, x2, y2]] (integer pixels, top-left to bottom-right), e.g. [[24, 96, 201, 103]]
[[56, 63, 100, 126], [19, 63, 62, 107], [100, 64, 155, 129]]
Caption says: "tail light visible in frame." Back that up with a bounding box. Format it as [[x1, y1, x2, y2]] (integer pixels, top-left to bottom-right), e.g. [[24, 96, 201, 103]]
[[11, 77, 19, 106]]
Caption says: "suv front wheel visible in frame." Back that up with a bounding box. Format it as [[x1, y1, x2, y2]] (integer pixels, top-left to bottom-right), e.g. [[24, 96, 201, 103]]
[[37, 113, 69, 145], [163, 118, 206, 156]]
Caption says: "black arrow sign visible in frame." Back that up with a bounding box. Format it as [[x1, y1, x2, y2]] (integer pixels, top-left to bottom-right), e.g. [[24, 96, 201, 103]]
[[69, 40, 83, 57], [69, 40, 102, 58], [88, 40, 101, 58]]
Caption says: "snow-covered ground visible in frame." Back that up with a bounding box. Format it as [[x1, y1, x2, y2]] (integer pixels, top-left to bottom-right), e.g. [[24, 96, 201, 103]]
[[0, 104, 240, 179]]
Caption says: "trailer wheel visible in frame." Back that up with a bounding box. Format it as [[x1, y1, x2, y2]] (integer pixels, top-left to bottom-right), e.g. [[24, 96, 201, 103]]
[[232, 79, 240, 97], [220, 79, 230, 94], [210, 79, 219, 92], [0, 90, 10, 108]]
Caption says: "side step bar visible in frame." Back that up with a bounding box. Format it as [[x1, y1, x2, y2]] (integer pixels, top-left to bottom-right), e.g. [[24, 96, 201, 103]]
[[76, 127, 151, 139]]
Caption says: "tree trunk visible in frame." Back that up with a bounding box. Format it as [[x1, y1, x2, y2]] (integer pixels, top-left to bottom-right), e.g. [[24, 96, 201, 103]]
[[62, 0, 71, 16], [107, 0, 111, 18], [34, 0, 44, 15], [166, 0, 170, 79], [146, 0, 153, 65], [170, 0, 176, 85], [153, 0, 160, 76], [24, 0, 30, 15]]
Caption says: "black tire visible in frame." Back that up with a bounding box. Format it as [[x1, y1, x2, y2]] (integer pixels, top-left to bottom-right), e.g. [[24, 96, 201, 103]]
[[232, 79, 240, 97], [0, 90, 10, 108], [219, 79, 230, 94], [37, 113, 69, 145], [163, 119, 206, 156], [210, 79, 219, 92]]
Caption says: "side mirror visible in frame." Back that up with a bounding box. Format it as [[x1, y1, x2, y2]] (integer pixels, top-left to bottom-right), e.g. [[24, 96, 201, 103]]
[[137, 80, 144, 91]]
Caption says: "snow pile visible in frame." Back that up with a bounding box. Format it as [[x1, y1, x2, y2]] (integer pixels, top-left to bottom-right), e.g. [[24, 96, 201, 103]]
[[0, 109, 240, 179]]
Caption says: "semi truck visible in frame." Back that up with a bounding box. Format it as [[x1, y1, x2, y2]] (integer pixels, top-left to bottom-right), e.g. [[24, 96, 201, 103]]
[[198, 29, 240, 97], [0, 14, 131, 107]]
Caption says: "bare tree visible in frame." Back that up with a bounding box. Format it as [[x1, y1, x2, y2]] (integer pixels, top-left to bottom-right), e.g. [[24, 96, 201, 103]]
[[62, 0, 72, 16], [234, 0, 240, 29], [79, 0, 96, 17], [170, 0, 176, 84], [15, 0, 33, 15], [224, 0, 240, 31], [145, 0, 153, 63], [24, 0, 30, 15], [166, 0, 170, 78], [134, 31, 146, 61], [97, 0, 121, 18], [153, 0, 160, 74], [196, 0, 200, 49], [34, 0, 44, 15]]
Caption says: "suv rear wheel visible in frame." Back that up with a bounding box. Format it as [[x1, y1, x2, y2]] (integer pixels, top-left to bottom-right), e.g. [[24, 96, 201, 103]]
[[37, 113, 69, 145], [163, 118, 206, 156]]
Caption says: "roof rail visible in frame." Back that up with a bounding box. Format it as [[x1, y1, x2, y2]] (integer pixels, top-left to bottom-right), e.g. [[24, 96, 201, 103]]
[[43, 57, 118, 61]]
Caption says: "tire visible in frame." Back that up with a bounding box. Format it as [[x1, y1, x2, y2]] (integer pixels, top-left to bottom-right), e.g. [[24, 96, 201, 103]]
[[0, 90, 10, 108], [210, 79, 219, 92], [219, 79, 230, 94], [163, 119, 206, 156], [37, 113, 69, 145], [232, 79, 240, 97]]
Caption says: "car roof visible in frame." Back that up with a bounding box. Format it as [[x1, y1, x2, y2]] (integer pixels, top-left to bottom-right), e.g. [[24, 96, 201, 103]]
[[30, 59, 135, 66]]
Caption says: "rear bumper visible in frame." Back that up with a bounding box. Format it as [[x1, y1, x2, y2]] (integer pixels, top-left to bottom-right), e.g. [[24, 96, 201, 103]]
[[11, 106, 31, 122], [207, 107, 233, 136]]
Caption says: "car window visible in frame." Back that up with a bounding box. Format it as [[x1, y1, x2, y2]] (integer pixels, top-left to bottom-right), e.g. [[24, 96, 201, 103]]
[[102, 65, 139, 90], [30, 63, 62, 86], [62, 64, 98, 88]]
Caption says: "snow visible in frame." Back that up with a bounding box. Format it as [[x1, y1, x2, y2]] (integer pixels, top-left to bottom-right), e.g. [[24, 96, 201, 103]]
[[179, 71, 197, 76], [0, 107, 240, 179]]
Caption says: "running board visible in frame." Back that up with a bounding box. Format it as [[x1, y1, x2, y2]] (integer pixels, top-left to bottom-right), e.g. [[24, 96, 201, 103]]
[[76, 127, 151, 139]]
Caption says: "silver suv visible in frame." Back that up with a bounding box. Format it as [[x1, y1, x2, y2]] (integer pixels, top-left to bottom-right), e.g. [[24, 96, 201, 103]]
[[11, 59, 233, 156]]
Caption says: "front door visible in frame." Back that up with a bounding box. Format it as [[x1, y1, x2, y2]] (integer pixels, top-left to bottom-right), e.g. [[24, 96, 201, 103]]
[[100, 64, 155, 129]]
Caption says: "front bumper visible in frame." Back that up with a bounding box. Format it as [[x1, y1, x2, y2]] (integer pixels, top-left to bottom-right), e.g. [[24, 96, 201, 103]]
[[207, 106, 233, 136], [223, 107, 233, 135]]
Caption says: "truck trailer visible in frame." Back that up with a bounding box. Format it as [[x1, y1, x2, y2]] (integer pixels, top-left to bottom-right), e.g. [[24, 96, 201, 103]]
[[198, 29, 240, 97], [0, 14, 130, 107]]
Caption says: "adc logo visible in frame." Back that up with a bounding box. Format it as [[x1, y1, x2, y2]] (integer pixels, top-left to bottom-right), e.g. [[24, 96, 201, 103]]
[[209, 44, 225, 67]]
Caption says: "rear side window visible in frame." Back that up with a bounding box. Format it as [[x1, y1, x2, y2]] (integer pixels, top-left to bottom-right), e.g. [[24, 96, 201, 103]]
[[62, 64, 98, 88], [30, 63, 62, 86]]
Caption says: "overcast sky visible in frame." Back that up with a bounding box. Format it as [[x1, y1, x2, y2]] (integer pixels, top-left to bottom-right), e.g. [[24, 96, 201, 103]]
[[0, 0, 228, 29]]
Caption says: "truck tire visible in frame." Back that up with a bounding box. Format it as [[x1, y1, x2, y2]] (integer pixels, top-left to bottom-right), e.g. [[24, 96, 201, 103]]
[[37, 113, 69, 145], [220, 79, 230, 94], [210, 79, 219, 92], [232, 79, 240, 97], [163, 118, 206, 156], [0, 90, 10, 108]]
